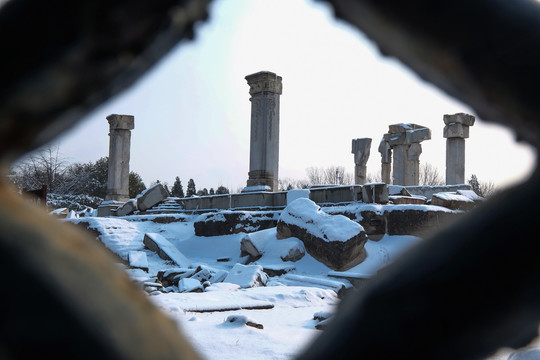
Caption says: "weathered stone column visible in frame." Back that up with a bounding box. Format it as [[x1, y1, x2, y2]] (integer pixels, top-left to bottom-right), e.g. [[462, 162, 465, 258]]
[[378, 139, 392, 184], [383, 123, 431, 186], [444, 113, 475, 184], [244, 71, 282, 192], [352, 138, 372, 185], [106, 114, 134, 201]]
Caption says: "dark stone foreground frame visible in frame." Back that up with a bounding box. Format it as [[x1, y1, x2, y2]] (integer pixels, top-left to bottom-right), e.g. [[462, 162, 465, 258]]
[[0, 0, 539, 359]]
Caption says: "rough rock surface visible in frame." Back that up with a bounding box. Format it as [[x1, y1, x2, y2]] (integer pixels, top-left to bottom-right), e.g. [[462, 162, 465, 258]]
[[193, 211, 279, 236], [277, 198, 367, 271]]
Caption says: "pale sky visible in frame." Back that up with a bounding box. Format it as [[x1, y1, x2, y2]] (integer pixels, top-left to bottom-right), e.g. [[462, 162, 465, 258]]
[[54, 0, 536, 192]]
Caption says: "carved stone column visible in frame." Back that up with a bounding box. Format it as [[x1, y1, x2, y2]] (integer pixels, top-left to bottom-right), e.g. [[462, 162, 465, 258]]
[[244, 71, 282, 192], [105, 114, 134, 201], [383, 123, 431, 186], [378, 139, 392, 184], [444, 113, 475, 184], [352, 138, 372, 185]]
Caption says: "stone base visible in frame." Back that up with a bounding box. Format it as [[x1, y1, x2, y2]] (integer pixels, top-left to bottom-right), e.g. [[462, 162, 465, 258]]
[[97, 202, 124, 217]]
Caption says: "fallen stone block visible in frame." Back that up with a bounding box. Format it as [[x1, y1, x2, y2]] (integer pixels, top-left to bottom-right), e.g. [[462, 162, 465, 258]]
[[223, 264, 268, 288], [280, 241, 305, 262], [137, 183, 170, 212], [280, 273, 352, 298], [128, 250, 148, 272], [385, 206, 460, 236], [262, 264, 295, 277], [194, 211, 279, 236], [389, 196, 427, 205], [157, 268, 195, 287], [241, 228, 305, 263], [276, 198, 367, 271], [457, 189, 485, 203], [116, 199, 137, 216], [240, 235, 262, 258], [178, 278, 203, 293], [432, 192, 475, 211], [143, 233, 190, 267]]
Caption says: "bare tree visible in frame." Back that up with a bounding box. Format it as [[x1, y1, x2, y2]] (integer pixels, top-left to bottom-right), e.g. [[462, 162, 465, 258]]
[[11, 144, 69, 192], [419, 163, 445, 186], [306, 166, 353, 186], [366, 172, 383, 183]]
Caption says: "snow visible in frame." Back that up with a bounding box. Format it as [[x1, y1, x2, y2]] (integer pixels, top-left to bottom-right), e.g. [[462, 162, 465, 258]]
[[434, 192, 474, 202], [62, 207, 435, 359], [457, 189, 484, 201], [280, 198, 364, 242], [128, 250, 148, 269], [224, 264, 268, 288], [145, 232, 191, 267]]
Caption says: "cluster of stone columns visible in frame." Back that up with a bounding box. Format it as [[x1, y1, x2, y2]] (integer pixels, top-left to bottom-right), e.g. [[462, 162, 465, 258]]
[[380, 123, 431, 186], [244, 71, 282, 192]]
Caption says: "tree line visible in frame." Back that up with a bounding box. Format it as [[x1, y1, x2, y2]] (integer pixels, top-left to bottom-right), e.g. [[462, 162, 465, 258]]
[[8, 145, 146, 198], [169, 177, 229, 198]]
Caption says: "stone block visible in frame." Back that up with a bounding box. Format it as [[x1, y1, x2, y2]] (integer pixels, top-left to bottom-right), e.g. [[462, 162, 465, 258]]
[[385, 208, 459, 236], [352, 138, 372, 166], [444, 123, 470, 138], [193, 211, 279, 236], [157, 268, 195, 287], [276, 198, 367, 271], [406, 127, 431, 144], [432, 192, 476, 211], [361, 183, 389, 204], [443, 112, 475, 126], [137, 183, 169, 212], [178, 278, 203, 293], [143, 233, 190, 267], [128, 251, 148, 272], [223, 264, 268, 288], [389, 196, 427, 205], [116, 199, 137, 216], [240, 235, 262, 258]]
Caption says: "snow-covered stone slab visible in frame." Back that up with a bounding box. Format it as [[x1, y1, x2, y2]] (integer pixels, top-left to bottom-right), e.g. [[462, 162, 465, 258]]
[[223, 264, 268, 288], [128, 251, 148, 272], [457, 189, 485, 202], [157, 268, 195, 287], [432, 192, 475, 211], [277, 198, 367, 271], [116, 199, 137, 216], [143, 233, 190, 267], [262, 264, 295, 277], [178, 278, 203, 293], [241, 228, 305, 263], [280, 274, 352, 297], [137, 183, 169, 212]]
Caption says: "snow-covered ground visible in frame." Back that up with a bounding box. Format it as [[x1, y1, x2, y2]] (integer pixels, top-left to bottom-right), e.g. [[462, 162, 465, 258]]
[[68, 211, 423, 359]]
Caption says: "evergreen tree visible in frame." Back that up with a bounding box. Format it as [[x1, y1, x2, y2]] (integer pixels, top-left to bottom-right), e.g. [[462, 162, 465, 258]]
[[129, 172, 146, 198], [468, 174, 482, 197], [171, 176, 184, 197], [187, 178, 197, 197], [209, 188, 215, 195], [215, 185, 229, 195]]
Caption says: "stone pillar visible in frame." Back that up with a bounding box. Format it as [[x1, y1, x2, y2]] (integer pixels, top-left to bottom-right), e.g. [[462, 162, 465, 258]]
[[444, 113, 475, 185], [383, 123, 431, 186], [106, 114, 134, 201], [351, 138, 372, 185], [244, 71, 282, 192], [378, 139, 392, 184]]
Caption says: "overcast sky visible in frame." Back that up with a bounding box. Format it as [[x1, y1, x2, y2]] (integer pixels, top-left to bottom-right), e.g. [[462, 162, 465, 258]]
[[54, 0, 536, 192]]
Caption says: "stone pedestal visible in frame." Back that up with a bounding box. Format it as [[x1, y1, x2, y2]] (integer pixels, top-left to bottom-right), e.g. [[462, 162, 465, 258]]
[[378, 139, 392, 184], [245, 71, 282, 192], [383, 123, 431, 186], [351, 138, 372, 185], [105, 114, 134, 202], [444, 113, 475, 185]]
